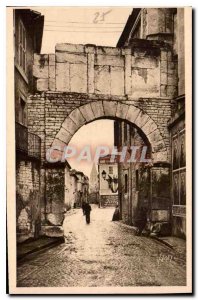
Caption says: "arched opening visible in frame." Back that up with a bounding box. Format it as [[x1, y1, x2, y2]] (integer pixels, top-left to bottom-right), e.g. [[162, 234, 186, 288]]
[[44, 100, 170, 234]]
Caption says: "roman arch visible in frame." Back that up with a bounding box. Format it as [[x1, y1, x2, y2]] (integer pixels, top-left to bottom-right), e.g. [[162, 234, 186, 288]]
[[28, 42, 176, 235], [51, 101, 168, 163]]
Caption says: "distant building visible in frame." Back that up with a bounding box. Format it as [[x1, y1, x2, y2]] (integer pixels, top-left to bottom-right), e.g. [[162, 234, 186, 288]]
[[89, 163, 99, 203], [98, 155, 119, 207], [116, 8, 186, 237], [89, 163, 99, 193], [71, 170, 89, 207]]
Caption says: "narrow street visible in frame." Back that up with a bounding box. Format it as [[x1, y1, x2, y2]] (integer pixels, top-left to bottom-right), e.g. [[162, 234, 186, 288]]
[[17, 205, 186, 287]]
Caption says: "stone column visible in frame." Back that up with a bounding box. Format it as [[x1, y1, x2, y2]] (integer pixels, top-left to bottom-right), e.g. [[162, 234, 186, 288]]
[[150, 162, 171, 224], [85, 45, 95, 94], [40, 162, 66, 238], [122, 48, 132, 95]]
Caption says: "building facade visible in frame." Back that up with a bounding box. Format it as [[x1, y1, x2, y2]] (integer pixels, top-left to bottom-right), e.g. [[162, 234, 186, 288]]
[[14, 9, 44, 242], [98, 155, 119, 207], [116, 8, 186, 237]]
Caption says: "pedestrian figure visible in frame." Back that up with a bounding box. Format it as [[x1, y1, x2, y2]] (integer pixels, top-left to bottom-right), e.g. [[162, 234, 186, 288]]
[[84, 202, 92, 224], [112, 205, 120, 221], [82, 201, 86, 215]]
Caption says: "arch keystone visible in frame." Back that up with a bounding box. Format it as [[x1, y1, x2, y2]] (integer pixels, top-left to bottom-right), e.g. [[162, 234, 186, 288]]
[[103, 100, 118, 117]]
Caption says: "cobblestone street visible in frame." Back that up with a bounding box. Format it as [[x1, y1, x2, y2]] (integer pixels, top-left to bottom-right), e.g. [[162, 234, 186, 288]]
[[17, 206, 186, 287]]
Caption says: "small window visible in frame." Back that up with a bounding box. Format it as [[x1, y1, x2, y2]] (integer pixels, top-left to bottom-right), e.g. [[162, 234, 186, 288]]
[[18, 20, 27, 73], [19, 97, 26, 125], [109, 166, 113, 174], [124, 174, 128, 194], [124, 123, 128, 143], [136, 170, 139, 191]]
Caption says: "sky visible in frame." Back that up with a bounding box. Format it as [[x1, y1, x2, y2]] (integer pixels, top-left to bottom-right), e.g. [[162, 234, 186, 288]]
[[34, 7, 132, 177], [35, 7, 132, 53], [67, 120, 114, 177]]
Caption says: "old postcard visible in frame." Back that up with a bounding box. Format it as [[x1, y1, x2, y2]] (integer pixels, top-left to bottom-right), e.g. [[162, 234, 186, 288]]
[[7, 6, 192, 294]]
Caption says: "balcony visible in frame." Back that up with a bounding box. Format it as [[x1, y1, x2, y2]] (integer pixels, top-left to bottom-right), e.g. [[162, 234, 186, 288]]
[[28, 131, 41, 160], [15, 122, 41, 160], [15, 122, 28, 154]]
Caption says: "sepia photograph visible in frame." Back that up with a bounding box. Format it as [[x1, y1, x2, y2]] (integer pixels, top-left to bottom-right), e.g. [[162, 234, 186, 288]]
[[6, 6, 192, 294]]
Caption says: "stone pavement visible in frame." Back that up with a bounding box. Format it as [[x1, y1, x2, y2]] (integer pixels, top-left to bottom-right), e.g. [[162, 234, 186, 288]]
[[17, 205, 186, 287], [17, 236, 64, 260]]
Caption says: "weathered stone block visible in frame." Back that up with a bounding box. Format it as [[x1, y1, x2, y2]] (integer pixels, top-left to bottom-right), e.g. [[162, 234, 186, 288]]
[[90, 101, 104, 118], [167, 85, 177, 97], [132, 56, 159, 69], [70, 63, 87, 93], [33, 65, 49, 79], [160, 50, 167, 61], [111, 66, 124, 95], [69, 108, 86, 127], [56, 43, 85, 53], [103, 100, 118, 117], [62, 117, 79, 135], [160, 84, 167, 97], [37, 79, 49, 91], [142, 117, 158, 135], [56, 127, 72, 144], [135, 111, 150, 129], [95, 55, 124, 67], [49, 78, 55, 91], [79, 103, 95, 123], [96, 46, 121, 56], [126, 105, 140, 124], [49, 54, 55, 66], [34, 53, 49, 66], [161, 72, 168, 85], [152, 150, 168, 162], [56, 62, 70, 92], [56, 52, 87, 64], [94, 65, 111, 95]]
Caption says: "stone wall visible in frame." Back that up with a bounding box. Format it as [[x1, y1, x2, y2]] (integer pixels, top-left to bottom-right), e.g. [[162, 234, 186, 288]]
[[16, 157, 40, 242], [28, 93, 173, 162], [33, 41, 177, 99]]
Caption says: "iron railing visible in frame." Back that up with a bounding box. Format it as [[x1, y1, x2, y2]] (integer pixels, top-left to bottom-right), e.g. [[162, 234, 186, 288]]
[[28, 131, 41, 159], [15, 122, 28, 153], [16, 122, 41, 159]]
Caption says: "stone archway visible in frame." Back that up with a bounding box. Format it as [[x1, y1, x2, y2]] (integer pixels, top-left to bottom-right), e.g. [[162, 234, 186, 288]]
[[52, 100, 168, 163]]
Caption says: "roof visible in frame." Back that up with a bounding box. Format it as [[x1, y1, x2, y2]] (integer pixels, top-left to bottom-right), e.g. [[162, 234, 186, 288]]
[[117, 8, 141, 48], [14, 9, 44, 53]]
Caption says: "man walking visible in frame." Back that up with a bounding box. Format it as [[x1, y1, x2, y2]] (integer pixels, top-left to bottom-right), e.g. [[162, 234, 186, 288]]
[[84, 202, 92, 224]]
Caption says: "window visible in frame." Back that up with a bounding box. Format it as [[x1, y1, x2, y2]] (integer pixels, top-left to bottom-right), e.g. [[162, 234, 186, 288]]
[[109, 166, 113, 174], [19, 97, 26, 125], [172, 129, 186, 207], [18, 20, 27, 73], [136, 170, 139, 191], [124, 174, 128, 194]]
